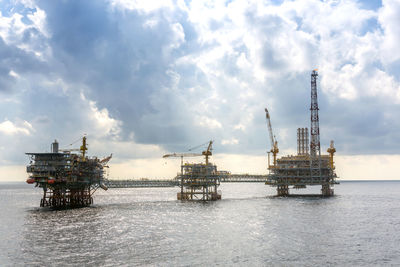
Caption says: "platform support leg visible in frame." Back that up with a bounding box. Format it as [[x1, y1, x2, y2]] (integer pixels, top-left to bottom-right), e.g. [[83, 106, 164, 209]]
[[321, 183, 334, 196], [277, 185, 289, 196]]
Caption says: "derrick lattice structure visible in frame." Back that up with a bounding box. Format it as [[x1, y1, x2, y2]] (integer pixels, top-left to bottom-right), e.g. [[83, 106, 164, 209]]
[[310, 70, 322, 179]]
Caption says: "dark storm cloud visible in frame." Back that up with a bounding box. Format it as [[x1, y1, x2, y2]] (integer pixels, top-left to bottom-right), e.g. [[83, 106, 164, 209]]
[[35, 0, 204, 147], [0, 37, 47, 92]]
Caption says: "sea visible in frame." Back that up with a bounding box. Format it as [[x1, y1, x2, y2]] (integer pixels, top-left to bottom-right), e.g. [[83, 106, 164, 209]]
[[0, 181, 399, 266]]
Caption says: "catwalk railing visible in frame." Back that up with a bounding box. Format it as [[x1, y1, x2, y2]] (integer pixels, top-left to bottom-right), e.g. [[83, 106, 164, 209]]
[[104, 174, 268, 188], [221, 174, 267, 182], [104, 179, 178, 188]]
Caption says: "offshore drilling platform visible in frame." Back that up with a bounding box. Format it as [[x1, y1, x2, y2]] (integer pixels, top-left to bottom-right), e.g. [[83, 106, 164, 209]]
[[26, 137, 111, 208], [163, 141, 222, 201], [265, 70, 339, 196]]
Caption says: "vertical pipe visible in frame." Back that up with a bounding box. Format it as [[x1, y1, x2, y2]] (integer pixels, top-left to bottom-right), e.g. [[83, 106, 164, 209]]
[[180, 162, 184, 200], [300, 128, 303, 155], [297, 128, 301, 155], [305, 128, 309, 155], [303, 128, 305, 155], [304, 128, 306, 155]]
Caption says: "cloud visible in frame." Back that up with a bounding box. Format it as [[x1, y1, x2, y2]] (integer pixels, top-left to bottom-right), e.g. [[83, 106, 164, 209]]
[[0, 119, 33, 135], [379, 0, 400, 64], [82, 92, 122, 138], [221, 138, 239, 145], [0, 3, 49, 58], [197, 116, 222, 129], [0, 0, 400, 182], [110, 0, 174, 13]]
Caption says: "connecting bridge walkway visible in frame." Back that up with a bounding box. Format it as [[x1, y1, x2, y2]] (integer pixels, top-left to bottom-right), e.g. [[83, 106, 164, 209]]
[[104, 174, 267, 188]]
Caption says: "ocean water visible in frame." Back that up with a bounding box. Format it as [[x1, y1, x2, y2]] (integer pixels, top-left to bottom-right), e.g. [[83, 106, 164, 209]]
[[0, 181, 399, 266]]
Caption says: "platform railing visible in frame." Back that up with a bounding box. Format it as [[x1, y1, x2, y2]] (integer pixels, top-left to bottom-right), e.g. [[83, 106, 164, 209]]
[[104, 174, 268, 188]]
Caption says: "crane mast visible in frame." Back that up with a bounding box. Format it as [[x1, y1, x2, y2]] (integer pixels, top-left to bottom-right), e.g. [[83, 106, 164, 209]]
[[265, 108, 279, 167], [202, 141, 213, 165], [327, 140, 336, 170]]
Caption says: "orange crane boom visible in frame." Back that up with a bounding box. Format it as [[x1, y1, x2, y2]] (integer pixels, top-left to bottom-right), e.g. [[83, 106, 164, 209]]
[[265, 108, 279, 167], [163, 152, 203, 166]]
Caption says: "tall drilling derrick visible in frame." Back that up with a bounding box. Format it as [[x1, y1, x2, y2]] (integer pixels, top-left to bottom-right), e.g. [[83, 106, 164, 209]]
[[310, 70, 322, 179]]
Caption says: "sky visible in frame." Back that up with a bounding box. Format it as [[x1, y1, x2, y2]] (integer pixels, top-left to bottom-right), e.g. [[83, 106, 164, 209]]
[[0, 0, 399, 181]]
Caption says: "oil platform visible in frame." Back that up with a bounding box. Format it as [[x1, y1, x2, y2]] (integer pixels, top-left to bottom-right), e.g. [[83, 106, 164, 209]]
[[26, 136, 111, 208], [265, 70, 338, 196], [163, 141, 222, 201]]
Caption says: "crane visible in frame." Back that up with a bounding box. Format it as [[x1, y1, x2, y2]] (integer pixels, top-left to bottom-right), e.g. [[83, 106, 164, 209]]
[[99, 153, 113, 166], [163, 152, 203, 166], [265, 108, 279, 167], [80, 136, 88, 161], [59, 136, 88, 161], [163, 140, 213, 165], [202, 140, 213, 165], [327, 140, 336, 170]]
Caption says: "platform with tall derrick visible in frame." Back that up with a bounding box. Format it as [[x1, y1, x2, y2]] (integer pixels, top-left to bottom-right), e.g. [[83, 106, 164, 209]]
[[26, 136, 111, 208], [163, 141, 222, 201], [265, 70, 339, 196]]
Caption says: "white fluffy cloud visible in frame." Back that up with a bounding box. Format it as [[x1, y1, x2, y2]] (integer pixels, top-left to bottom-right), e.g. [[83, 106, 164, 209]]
[[379, 0, 400, 64], [221, 138, 239, 145], [0, 119, 33, 135], [0, 5, 49, 59], [81, 92, 122, 138]]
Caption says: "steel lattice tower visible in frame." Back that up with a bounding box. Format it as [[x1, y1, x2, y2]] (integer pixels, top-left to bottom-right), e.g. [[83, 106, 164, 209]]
[[310, 70, 322, 179]]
